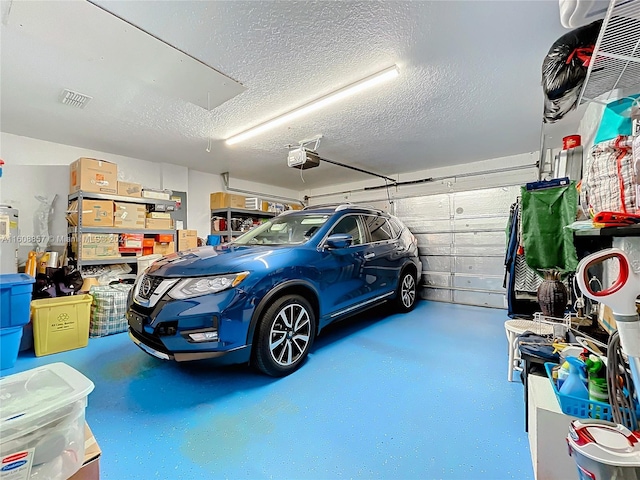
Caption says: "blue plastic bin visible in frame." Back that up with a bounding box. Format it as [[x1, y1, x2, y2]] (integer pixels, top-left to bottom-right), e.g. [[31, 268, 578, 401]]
[[0, 273, 35, 328], [0, 326, 24, 369]]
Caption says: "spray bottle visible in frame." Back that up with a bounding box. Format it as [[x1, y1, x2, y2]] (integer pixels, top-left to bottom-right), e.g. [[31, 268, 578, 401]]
[[559, 356, 589, 399]]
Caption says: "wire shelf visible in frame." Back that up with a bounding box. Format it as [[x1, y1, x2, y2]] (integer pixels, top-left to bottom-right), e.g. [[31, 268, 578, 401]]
[[580, 0, 640, 104]]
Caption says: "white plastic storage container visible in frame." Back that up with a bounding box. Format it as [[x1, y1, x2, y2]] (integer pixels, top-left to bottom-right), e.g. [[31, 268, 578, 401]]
[[0, 363, 94, 479]]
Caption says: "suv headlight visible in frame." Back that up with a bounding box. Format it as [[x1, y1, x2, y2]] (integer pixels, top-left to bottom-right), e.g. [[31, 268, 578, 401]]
[[168, 272, 249, 299]]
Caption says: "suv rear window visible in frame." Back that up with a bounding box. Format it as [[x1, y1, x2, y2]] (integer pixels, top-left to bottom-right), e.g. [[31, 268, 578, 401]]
[[364, 215, 394, 242]]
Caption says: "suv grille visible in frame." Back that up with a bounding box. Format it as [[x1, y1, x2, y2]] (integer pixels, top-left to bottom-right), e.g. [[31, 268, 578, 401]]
[[138, 275, 164, 300]]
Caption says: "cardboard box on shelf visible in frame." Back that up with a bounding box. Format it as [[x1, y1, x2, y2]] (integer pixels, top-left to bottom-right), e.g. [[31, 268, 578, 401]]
[[70, 158, 118, 195], [114, 202, 146, 229], [73, 233, 120, 259], [142, 189, 171, 200], [177, 230, 198, 251], [146, 212, 171, 219], [119, 233, 144, 250], [153, 241, 175, 256], [145, 218, 173, 230], [67, 200, 114, 227], [117, 181, 142, 197], [68, 423, 101, 480], [210, 192, 246, 210]]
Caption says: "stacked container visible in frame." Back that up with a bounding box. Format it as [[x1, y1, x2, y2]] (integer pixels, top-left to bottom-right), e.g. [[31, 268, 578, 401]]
[[0, 274, 35, 369], [0, 363, 95, 479]]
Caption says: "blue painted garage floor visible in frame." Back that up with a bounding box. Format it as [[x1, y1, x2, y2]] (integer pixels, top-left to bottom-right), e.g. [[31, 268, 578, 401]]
[[4, 301, 533, 480]]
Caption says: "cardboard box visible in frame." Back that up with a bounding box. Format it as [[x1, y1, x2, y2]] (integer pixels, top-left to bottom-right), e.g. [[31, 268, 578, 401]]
[[146, 212, 171, 219], [73, 233, 119, 259], [177, 229, 198, 251], [142, 189, 171, 200], [210, 192, 246, 210], [114, 202, 146, 229], [70, 158, 118, 195], [67, 200, 114, 227], [117, 181, 142, 198], [68, 423, 101, 480], [153, 241, 175, 256], [145, 218, 173, 230], [119, 233, 143, 250]]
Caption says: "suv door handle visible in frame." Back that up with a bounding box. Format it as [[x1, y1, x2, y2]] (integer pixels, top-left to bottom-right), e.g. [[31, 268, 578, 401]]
[[364, 252, 375, 259]]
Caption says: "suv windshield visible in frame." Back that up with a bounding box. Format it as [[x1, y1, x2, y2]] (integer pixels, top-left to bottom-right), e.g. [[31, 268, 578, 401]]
[[233, 214, 330, 246]]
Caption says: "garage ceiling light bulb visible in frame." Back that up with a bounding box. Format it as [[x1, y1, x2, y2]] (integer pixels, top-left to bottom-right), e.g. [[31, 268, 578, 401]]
[[225, 65, 399, 146]]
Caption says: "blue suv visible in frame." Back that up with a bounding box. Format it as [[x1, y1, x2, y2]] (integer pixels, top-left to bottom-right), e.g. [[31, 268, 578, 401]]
[[127, 204, 421, 376]]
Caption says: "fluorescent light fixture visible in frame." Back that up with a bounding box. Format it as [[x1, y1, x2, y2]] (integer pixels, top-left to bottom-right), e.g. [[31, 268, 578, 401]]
[[225, 65, 399, 145]]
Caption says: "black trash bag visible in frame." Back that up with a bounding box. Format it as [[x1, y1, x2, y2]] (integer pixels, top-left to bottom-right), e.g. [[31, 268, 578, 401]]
[[542, 20, 602, 123], [50, 266, 84, 296], [33, 273, 57, 299]]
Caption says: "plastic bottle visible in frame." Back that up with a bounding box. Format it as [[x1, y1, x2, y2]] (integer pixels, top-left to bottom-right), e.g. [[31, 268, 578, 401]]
[[556, 360, 570, 390], [585, 354, 608, 403], [25, 251, 37, 277], [559, 356, 589, 399]]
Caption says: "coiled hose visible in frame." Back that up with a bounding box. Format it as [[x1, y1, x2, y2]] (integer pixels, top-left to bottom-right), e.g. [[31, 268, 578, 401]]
[[607, 331, 638, 431]]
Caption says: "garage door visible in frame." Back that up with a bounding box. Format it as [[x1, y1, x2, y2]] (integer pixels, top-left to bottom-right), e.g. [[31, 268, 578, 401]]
[[394, 185, 520, 308]]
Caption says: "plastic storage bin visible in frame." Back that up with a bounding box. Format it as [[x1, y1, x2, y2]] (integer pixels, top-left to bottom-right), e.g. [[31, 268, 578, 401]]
[[31, 295, 92, 357], [1, 273, 35, 328], [0, 363, 94, 480], [544, 362, 640, 421], [0, 326, 23, 370]]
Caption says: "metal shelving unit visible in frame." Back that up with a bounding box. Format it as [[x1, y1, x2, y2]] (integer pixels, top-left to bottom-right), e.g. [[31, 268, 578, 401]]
[[579, 0, 640, 104], [211, 208, 276, 241], [69, 190, 177, 269]]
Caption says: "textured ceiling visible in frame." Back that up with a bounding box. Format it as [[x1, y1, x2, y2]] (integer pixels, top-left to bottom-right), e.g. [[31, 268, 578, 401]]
[[0, 0, 579, 189]]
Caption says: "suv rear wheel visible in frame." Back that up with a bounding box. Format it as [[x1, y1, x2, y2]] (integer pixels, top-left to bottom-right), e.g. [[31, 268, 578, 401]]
[[395, 269, 417, 312], [253, 294, 316, 376]]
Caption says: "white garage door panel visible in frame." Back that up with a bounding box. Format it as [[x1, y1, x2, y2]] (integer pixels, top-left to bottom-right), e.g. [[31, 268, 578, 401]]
[[453, 275, 505, 292], [453, 290, 505, 308], [455, 256, 505, 277], [452, 216, 509, 232], [421, 288, 453, 302], [423, 272, 451, 288], [421, 255, 451, 272], [453, 245, 505, 256], [396, 195, 450, 218], [454, 231, 505, 247], [419, 245, 450, 255], [411, 218, 452, 233], [453, 186, 520, 217], [416, 233, 453, 247]]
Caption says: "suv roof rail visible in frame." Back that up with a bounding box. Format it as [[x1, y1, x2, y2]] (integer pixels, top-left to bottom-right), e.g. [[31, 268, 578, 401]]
[[303, 202, 386, 214], [302, 203, 342, 210]]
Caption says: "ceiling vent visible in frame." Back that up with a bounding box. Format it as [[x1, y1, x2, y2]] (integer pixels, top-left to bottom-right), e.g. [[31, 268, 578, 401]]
[[59, 89, 92, 109]]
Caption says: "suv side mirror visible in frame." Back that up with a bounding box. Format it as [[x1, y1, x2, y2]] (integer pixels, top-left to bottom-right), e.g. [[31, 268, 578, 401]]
[[325, 233, 353, 249]]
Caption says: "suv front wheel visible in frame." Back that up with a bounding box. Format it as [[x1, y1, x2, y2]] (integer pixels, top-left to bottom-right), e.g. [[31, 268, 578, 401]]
[[253, 294, 316, 376]]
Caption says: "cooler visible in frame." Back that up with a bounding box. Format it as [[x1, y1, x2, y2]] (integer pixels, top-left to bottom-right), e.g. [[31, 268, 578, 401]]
[[567, 419, 640, 480], [0, 363, 95, 479]]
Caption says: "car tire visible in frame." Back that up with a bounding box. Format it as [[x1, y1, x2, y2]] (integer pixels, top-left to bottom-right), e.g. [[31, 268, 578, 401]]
[[253, 294, 316, 377], [395, 269, 417, 313]]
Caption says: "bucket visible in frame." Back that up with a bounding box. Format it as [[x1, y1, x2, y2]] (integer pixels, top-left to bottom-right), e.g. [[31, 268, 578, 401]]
[[567, 419, 640, 480], [137, 254, 162, 278], [1, 326, 24, 370]]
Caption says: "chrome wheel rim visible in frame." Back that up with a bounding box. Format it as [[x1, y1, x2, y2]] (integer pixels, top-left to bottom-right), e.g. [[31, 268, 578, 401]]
[[401, 274, 416, 308], [269, 303, 312, 366]]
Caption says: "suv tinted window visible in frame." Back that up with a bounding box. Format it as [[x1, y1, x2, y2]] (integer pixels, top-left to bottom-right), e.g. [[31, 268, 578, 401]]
[[330, 215, 364, 245], [388, 217, 403, 237], [364, 215, 394, 242]]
